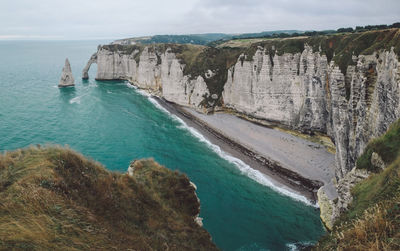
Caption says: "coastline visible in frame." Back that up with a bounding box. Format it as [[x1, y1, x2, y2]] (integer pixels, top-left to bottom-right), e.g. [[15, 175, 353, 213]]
[[127, 82, 337, 203], [153, 97, 326, 202]]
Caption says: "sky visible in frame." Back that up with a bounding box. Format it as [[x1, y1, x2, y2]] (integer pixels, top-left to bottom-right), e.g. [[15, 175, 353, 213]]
[[0, 0, 399, 40]]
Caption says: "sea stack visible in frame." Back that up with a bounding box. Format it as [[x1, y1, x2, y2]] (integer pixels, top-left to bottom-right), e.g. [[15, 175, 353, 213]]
[[59, 58, 75, 87]]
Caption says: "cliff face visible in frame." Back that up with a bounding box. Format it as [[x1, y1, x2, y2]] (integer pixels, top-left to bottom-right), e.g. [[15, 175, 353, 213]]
[[84, 29, 400, 181], [223, 46, 400, 179], [223, 46, 329, 133], [84, 45, 210, 110]]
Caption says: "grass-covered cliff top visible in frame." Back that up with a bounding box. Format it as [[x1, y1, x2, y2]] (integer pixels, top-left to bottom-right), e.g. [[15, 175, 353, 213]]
[[315, 119, 400, 250], [0, 146, 217, 250], [219, 28, 400, 74]]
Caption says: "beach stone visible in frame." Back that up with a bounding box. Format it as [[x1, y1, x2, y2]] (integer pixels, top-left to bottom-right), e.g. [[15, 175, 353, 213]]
[[59, 58, 75, 87]]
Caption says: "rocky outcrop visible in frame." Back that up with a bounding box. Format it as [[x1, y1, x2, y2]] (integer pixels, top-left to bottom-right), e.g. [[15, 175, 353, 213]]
[[127, 159, 204, 228], [318, 167, 370, 230], [189, 181, 204, 227], [59, 58, 75, 87]]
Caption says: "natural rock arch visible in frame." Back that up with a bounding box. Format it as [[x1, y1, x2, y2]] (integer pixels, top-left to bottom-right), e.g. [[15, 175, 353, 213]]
[[82, 53, 97, 79]]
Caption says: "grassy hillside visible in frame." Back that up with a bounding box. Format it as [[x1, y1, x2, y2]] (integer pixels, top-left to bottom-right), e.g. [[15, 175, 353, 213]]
[[112, 31, 301, 46], [219, 28, 400, 74], [315, 120, 400, 250], [0, 146, 217, 250]]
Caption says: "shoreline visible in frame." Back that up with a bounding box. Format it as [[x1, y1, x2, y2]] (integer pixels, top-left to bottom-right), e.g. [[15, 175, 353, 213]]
[[154, 97, 324, 202]]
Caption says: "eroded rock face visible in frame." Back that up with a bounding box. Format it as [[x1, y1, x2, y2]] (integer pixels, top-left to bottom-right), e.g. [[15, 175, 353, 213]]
[[223, 47, 400, 179], [59, 58, 75, 87], [95, 47, 137, 80], [223, 46, 329, 132], [89, 46, 210, 110]]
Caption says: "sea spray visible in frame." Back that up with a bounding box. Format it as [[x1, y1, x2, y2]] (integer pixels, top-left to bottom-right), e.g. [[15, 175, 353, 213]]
[[130, 82, 317, 207]]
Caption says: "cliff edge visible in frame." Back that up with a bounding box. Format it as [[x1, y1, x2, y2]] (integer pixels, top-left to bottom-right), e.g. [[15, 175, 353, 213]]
[[0, 146, 217, 250]]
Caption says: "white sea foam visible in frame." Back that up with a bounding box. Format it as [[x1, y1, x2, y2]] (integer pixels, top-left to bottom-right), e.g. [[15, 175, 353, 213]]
[[69, 96, 81, 104], [126, 82, 136, 89], [134, 88, 317, 207], [286, 241, 314, 251], [177, 123, 317, 207]]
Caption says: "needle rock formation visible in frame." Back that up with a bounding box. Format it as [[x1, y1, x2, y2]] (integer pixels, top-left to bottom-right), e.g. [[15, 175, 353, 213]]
[[59, 58, 75, 87]]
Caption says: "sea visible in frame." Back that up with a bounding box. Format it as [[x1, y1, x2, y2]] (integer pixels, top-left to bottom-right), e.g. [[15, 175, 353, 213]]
[[0, 40, 325, 251]]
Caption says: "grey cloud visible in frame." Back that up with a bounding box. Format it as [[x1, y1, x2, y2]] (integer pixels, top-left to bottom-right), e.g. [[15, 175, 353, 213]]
[[0, 0, 398, 39]]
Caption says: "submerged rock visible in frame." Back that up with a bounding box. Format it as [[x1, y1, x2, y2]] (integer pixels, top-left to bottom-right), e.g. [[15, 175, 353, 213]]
[[59, 58, 75, 87]]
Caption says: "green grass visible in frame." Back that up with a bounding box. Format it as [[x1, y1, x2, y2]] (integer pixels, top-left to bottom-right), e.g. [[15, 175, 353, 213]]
[[315, 118, 400, 250], [0, 146, 217, 250], [356, 119, 400, 172]]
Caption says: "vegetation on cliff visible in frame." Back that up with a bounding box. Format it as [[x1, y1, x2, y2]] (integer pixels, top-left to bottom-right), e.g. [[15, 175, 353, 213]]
[[315, 119, 400, 250], [0, 146, 217, 250], [113, 23, 399, 47], [102, 43, 243, 106], [219, 28, 400, 73], [218, 28, 400, 101], [102, 28, 399, 107]]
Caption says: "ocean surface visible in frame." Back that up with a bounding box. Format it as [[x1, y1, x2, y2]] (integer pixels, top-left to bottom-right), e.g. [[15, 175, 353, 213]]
[[0, 40, 325, 250]]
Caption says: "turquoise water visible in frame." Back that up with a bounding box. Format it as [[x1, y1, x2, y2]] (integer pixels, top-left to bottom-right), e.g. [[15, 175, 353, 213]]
[[0, 41, 325, 250]]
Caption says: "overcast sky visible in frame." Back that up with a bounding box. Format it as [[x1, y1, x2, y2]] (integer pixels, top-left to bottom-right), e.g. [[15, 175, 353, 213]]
[[0, 0, 399, 40]]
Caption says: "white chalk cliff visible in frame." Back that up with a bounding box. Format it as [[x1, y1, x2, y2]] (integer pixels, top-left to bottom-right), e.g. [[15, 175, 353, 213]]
[[223, 46, 400, 180], [83, 46, 209, 110], [59, 58, 75, 87]]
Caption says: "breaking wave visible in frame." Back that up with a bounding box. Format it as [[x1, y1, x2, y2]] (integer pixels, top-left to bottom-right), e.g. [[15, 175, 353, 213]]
[[133, 84, 317, 207]]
